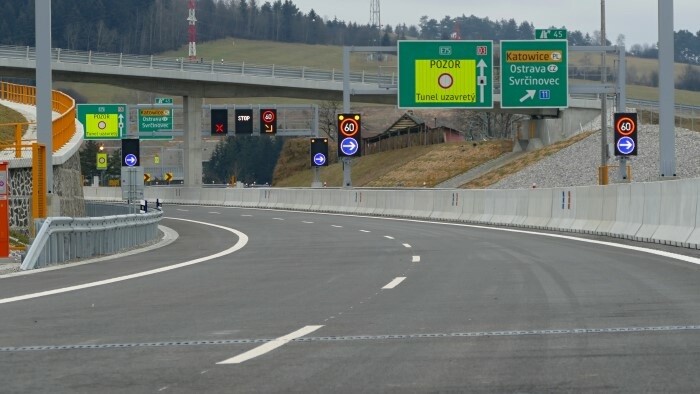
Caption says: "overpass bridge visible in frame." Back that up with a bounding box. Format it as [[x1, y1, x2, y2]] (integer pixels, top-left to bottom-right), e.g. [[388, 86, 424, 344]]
[[0, 44, 614, 186]]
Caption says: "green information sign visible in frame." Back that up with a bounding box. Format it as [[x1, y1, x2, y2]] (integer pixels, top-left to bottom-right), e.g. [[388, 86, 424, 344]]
[[535, 29, 567, 40], [77, 104, 127, 140], [155, 97, 173, 105], [398, 40, 493, 108], [138, 108, 173, 132], [500, 40, 568, 109]]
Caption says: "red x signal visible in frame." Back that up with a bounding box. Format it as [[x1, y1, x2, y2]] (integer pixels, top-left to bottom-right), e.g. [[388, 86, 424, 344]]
[[215, 123, 224, 133]]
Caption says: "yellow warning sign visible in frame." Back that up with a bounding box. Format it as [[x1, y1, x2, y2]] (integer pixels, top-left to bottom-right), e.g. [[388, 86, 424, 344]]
[[139, 109, 170, 116], [415, 59, 476, 103], [85, 114, 120, 138]]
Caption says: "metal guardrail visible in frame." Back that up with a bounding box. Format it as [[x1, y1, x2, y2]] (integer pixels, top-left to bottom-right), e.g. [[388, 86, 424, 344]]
[[0, 44, 396, 87], [20, 207, 162, 270]]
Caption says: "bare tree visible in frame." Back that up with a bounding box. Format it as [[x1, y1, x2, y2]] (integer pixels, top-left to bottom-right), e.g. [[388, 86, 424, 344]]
[[319, 100, 341, 141]]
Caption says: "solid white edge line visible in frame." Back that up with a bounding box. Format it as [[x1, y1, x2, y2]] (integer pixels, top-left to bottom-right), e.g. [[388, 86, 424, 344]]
[[412, 256, 421, 263], [0, 219, 248, 305], [177, 205, 700, 268], [217, 325, 324, 365], [403, 243, 412, 248], [382, 277, 406, 289], [0, 225, 179, 279]]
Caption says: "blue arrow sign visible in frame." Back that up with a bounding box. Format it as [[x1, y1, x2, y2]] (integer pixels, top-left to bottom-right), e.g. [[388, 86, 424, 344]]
[[124, 153, 138, 167], [617, 136, 635, 155], [340, 137, 359, 156], [313, 153, 327, 166]]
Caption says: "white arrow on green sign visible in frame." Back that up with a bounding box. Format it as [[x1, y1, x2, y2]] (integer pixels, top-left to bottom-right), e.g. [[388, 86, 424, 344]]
[[398, 40, 493, 108], [500, 40, 568, 109], [535, 29, 567, 40], [77, 104, 128, 140]]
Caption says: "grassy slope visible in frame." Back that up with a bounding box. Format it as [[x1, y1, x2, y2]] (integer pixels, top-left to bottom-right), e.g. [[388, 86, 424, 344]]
[[273, 139, 511, 188], [0, 104, 28, 141]]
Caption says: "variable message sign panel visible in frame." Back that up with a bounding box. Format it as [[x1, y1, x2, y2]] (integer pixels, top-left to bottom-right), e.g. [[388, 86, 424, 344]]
[[398, 40, 493, 109], [500, 40, 568, 109]]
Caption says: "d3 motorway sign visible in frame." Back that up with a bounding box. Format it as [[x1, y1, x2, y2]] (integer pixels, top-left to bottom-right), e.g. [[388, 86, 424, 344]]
[[77, 104, 127, 140], [398, 40, 493, 109], [500, 40, 568, 109]]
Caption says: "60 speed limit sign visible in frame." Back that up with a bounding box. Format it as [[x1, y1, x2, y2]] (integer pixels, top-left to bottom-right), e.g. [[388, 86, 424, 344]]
[[614, 112, 638, 156]]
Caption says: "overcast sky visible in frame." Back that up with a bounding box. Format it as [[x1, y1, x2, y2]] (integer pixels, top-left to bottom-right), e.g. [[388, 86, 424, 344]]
[[291, 0, 698, 47]]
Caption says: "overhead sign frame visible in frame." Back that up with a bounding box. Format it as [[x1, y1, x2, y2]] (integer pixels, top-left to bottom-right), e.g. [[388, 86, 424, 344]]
[[398, 40, 493, 109]]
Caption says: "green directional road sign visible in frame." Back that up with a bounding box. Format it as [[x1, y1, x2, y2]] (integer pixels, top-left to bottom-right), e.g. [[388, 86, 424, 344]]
[[77, 104, 127, 140], [138, 108, 173, 132], [500, 40, 568, 109], [155, 97, 173, 105], [398, 40, 493, 109], [535, 29, 567, 40]]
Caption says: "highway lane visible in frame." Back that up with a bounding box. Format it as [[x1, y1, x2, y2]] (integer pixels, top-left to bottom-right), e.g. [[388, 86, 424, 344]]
[[1, 205, 699, 392]]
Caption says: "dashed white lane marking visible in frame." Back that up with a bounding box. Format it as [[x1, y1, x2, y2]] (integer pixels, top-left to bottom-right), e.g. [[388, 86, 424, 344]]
[[241, 214, 253, 217], [177, 209, 189, 212], [359, 230, 371, 233], [302, 221, 314, 224], [384, 236, 395, 240], [403, 243, 412, 248], [208, 212, 219, 214], [382, 277, 406, 289], [0, 219, 248, 305], [412, 256, 421, 263], [217, 325, 324, 365], [273, 218, 284, 221], [332, 225, 343, 228]]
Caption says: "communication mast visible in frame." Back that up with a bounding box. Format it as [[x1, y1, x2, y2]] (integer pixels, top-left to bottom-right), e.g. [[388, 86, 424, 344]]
[[369, 0, 381, 30], [187, 0, 197, 61]]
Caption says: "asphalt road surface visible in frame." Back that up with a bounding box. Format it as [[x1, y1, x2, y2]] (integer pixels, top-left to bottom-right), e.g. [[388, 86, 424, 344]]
[[1, 206, 699, 393]]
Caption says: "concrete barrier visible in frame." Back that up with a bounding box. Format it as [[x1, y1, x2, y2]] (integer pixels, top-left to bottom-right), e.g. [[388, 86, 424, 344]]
[[239, 189, 260, 207], [570, 186, 604, 234], [409, 190, 434, 219], [490, 189, 517, 225], [522, 188, 552, 228], [177, 187, 203, 205], [200, 188, 226, 206], [430, 190, 463, 221], [510, 189, 530, 226], [547, 188, 576, 231], [458, 190, 477, 222], [634, 182, 662, 242], [383, 190, 405, 217], [596, 184, 619, 236], [650, 180, 697, 246]]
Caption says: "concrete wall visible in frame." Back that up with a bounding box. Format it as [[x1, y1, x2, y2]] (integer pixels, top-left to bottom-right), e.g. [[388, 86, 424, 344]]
[[85, 177, 700, 249]]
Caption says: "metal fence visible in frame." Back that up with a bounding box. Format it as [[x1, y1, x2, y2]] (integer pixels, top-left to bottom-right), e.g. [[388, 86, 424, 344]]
[[21, 207, 163, 270]]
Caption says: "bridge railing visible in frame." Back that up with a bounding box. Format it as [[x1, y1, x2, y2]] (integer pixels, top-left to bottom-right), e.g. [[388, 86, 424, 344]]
[[0, 44, 396, 86], [0, 81, 76, 155]]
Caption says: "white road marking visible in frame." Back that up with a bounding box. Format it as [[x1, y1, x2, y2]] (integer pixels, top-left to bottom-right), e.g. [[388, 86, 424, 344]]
[[382, 277, 406, 289], [177, 209, 189, 212], [273, 218, 284, 221], [359, 230, 371, 233], [241, 214, 253, 217], [403, 243, 412, 248], [384, 236, 394, 240], [302, 221, 314, 224], [412, 256, 421, 263], [332, 225, 343, 228], [0, 219, 248, 305], [217, 325, 324, 365], [208, 212, 219, 214]]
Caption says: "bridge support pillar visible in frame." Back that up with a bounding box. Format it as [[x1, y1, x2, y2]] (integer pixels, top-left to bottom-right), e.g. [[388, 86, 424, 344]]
[[183, 95, 203, 187]]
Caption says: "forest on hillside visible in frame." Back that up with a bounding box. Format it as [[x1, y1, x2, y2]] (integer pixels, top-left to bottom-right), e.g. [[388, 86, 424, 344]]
[[2, 0, 698, 67]]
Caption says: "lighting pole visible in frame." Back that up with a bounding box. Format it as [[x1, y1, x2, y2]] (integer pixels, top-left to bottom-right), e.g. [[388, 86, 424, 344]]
[[599, 0, 608, 185]]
